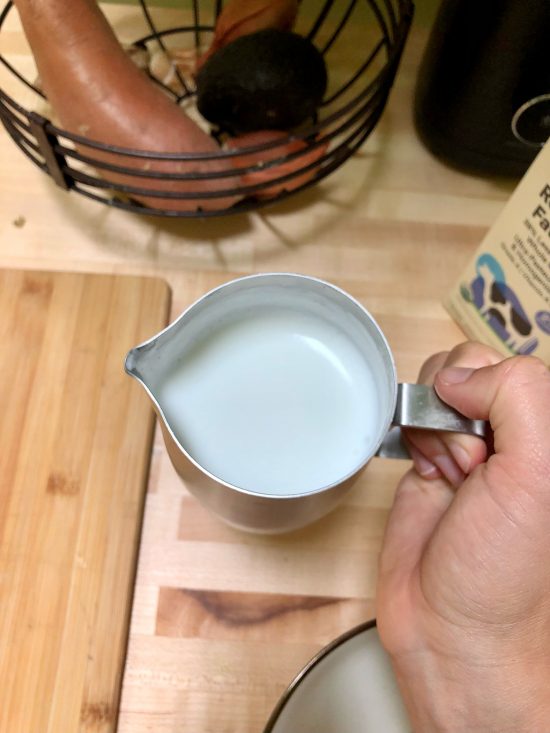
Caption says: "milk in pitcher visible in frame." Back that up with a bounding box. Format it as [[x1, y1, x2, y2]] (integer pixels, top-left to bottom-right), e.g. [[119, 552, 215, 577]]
[[157, 308, 380, 495]]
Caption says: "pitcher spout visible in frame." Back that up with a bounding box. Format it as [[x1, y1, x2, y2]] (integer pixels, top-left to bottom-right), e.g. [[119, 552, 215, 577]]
[[124, 340, 157, 381], [124, 346, 141, 378]]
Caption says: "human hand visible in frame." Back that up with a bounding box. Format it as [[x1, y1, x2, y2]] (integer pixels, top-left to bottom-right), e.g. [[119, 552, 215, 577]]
[[402, 342, 503, 487], [377, 342, 550, 733]]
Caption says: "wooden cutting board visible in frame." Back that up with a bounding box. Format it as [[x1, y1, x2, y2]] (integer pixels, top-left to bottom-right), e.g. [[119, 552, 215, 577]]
[[0, 269, 170, 733]]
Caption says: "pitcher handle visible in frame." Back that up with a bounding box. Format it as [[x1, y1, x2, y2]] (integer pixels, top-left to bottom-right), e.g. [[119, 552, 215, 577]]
[[376, 384, 487, 460]]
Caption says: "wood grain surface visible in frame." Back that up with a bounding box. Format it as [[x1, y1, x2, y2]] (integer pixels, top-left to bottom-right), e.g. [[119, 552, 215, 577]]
[[0, 3, 518, 732], [0, 270, 170, 733]]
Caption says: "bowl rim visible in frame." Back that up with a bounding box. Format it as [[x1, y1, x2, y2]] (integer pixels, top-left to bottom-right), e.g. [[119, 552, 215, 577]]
[[262, 618, 377, 733]]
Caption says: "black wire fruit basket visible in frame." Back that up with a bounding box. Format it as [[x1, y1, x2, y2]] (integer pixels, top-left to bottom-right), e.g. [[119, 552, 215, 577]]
[[0, 0, 414, 218]]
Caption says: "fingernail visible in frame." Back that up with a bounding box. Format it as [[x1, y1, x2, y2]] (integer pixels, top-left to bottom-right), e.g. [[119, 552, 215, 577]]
[[433, 454, 465, 488], [449, 442, 471, 473], [438, 367, 475, 385], [408, 444, 441, 479]]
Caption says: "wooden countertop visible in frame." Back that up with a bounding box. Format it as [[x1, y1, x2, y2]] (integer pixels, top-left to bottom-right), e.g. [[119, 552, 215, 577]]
[[0, 3, 516, 732]]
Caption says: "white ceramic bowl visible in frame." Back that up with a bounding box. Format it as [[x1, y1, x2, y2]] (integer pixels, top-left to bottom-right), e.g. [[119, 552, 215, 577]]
[[264, 621, 412, 733]]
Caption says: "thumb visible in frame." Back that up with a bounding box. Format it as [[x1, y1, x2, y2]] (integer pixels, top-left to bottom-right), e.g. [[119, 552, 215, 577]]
[[435, 356, 550, 464]]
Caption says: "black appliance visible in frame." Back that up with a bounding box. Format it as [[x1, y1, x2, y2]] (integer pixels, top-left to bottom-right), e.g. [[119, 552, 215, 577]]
[[414, 0, 550, 176]]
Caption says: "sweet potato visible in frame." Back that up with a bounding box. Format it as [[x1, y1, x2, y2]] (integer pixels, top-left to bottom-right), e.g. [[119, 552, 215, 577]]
[[227, 130, 328, 199], [15, 0, 241, 212]]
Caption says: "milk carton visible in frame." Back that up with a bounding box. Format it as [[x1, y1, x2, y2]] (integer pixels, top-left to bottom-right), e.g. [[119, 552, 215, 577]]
[[445, 141, 550, 362]]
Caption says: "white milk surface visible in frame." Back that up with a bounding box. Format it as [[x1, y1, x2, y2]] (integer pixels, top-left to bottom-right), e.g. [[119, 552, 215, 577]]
[[157, 309, 381, 495]]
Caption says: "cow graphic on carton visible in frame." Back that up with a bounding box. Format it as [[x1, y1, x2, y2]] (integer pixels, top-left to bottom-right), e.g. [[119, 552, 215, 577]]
[[460, 253, 539, 355]]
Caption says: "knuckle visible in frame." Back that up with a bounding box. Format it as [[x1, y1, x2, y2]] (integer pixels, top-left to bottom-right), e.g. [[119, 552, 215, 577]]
[[501, 355, 549, 387], [419, 351, 449, 382], [448, 340, 502, 366], [448, 341, 477, 360]]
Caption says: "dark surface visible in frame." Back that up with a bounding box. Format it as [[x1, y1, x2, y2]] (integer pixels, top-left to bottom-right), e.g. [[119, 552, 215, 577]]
[[414, 0, 550, 177], [196, 29, 328, 135]]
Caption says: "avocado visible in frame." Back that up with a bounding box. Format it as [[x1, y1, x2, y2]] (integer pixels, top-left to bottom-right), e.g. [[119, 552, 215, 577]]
[[196, 29, 328, 135]]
